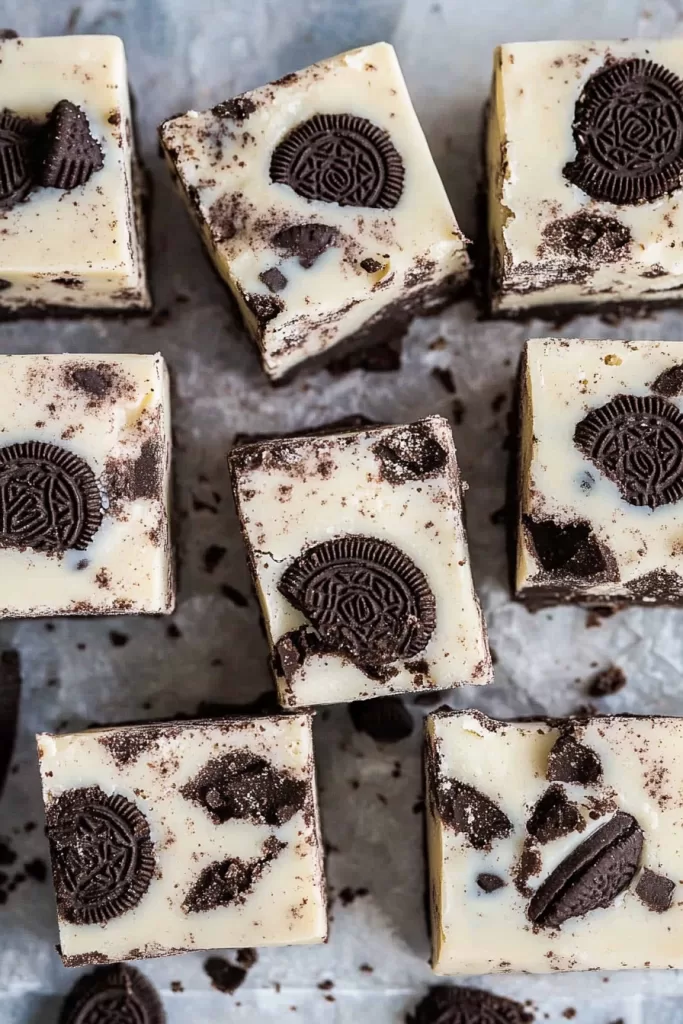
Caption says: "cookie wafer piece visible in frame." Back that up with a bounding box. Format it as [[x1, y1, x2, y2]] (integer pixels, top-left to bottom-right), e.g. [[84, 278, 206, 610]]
[[41, 99, 103, 190]]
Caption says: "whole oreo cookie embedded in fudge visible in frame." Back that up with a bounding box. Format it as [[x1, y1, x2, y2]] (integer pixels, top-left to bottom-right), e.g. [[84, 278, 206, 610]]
[[486, 41, 683, 318], [160, 43, 470, 380], [0, 35, 149, 316], [515, 339, 683, 609], [426, 710, 683, 974], [38, 713, 327, 965], [228, 415, 492, 707], [0, 354, 173, 618]]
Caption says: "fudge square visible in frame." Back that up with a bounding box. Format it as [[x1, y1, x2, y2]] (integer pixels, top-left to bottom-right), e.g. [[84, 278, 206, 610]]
[[0, 354, 173, 616], [228, 415, 492, 707], [160, 43, 470, 380], [426, 709, 683, 975], [516, 338, 683, 608], [486, 40, 683, 316], [0, 35, 149, 315], [37, 713, 327, 965]]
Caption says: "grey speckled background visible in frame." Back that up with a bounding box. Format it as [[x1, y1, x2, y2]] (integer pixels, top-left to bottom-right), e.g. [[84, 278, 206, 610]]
[[4, 0, 683, 1021]]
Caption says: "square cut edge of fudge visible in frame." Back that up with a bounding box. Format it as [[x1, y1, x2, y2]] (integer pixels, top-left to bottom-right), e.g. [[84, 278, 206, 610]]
[[486, 39, 683, 316], [228, 414, 492, 707], [37, 712, 327, 965], [159, 41, 471, 380], [426, 708, 683, 975], [515, 337, 683, 609], [0, 353, 174, 617], [0, 34, 150, 316]]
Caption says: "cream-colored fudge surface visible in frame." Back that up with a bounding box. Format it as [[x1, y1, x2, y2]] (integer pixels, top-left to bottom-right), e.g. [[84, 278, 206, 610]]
[[427, 710, 683, 975], [160, 42, 470, 379], [229, 415, 491, 706], [517, 338, 683, 605], [0, 35, 149, 312], [0, 354, 173, 616], [487, 40, 683, 312], [37, 714, 327, 965]]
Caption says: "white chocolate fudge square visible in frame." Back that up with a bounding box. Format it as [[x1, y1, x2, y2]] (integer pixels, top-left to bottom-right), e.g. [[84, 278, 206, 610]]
[[37, 714, 327, 965], [517, 338, 683, 608], [487, 40, 683, 314], [0, 354, 173, 617], [228, 416, 492, 707], [160, 42, 470, 379], [0, 35, 149, 314], [426, 710, 683, 974]]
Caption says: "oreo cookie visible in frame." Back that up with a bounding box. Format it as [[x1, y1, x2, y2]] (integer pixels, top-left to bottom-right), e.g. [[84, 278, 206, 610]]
[[0, 109, 36, 210], [59, 963, 165, 1024], [41, 100, 104, 190]]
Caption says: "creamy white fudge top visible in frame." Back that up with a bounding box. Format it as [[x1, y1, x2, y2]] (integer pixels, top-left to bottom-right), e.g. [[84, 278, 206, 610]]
[[160, 42, 469, 378], [0, 35, 149, 311], [518, 339, 683, 603], [427, 710, 683, 974], [0, 354, 173, 616], [37, 714, 327, 965], [488, 40, 683, 311], [229, 416, 491, 706]]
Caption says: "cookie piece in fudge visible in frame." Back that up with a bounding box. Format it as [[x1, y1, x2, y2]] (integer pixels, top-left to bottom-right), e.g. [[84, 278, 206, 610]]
[[160, 43, 470, 379], [37, 713, 326, 966], [516, 338, 683, 608], [0, 354, 173, 617], [486, 40, 683, 316], [426, 710, 683, 974], [228, 415, 492, 706], [0, 34, 149, 315]]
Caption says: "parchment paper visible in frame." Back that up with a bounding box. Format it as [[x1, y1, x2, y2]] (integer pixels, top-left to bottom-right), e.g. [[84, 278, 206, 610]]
[[3, 0, 683, 1020]]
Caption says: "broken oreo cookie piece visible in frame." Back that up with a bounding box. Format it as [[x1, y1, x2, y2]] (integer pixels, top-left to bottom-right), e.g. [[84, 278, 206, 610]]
[[41, 99, 104, 189]]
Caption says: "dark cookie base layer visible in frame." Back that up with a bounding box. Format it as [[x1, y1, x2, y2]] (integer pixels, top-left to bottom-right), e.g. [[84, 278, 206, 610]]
[[515, 584, 683, 613], [0, 301, 151, 321], [488, 293, 683, 325], [270, 273, 470, 385]]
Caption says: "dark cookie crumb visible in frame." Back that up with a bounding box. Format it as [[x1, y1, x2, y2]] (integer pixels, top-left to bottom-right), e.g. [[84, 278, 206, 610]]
[[587, 665, 626, 697], [203, 956, 247, 994], [348, 696, 413, 743], [476, 872, 506, 893], [212, 96, 256, 120], [373, 422, 448, 484], [547, 731, 603, 785], [181, 749, 308, 826], [183, 836, 285, 913], [636, 867, 675, 913], [203, 544, 226, 574]]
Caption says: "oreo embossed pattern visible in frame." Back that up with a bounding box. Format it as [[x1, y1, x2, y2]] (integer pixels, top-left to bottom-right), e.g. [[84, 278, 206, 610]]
[[564, 58, 683, 205], [270, 113, 405, 207]]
